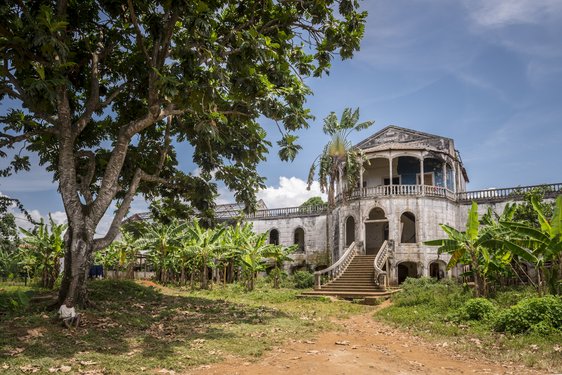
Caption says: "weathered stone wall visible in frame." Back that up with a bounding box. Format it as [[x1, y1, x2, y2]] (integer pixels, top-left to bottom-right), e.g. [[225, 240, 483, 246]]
[[246, 214, 329, 271]]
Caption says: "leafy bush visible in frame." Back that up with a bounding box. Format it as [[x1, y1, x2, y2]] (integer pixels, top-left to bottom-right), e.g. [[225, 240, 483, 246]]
[[463, 298, 496, 320], [292, 271, 314, 289], [393, 277, 468, 310], [494, 295, 562, 334], [0, 290, 31, 314]]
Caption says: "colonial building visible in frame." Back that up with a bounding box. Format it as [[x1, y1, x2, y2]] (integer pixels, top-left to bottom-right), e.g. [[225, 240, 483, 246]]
[[226, 125, 562, 292]]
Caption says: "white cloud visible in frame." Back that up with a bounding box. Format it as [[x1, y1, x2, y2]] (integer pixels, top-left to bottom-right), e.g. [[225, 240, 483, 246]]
[[257, 176, 326, 209], [8, 207, 67, 234], [464, 0, 560, 28]]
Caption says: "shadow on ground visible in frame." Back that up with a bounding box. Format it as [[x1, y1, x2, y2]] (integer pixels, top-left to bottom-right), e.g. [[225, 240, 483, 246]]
[[0, 280, 286, 365]]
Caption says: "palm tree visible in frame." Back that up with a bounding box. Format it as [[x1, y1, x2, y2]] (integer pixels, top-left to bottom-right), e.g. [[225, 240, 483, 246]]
[[307, 108, 374, 261]]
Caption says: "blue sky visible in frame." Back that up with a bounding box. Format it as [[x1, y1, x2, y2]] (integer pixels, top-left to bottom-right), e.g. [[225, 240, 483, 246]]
[[2, 0, 562, 232]]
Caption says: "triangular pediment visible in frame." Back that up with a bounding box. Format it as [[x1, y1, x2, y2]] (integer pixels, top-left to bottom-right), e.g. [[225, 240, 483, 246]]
[[355, 125, 451, 150]]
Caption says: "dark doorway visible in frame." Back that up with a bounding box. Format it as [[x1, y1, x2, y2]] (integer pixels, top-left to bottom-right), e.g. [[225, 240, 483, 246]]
[[400, 212, 416, 243], [365, 208, 388, 254], [269, 229, 279, 245], [294, 228, 305, 252], [397, 261, 418, 284], [345, 216, 355, 247]]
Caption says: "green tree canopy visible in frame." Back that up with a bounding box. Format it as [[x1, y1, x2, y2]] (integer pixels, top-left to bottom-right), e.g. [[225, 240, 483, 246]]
[[299, 196, 325, 208], [0, 0, 367, 304]]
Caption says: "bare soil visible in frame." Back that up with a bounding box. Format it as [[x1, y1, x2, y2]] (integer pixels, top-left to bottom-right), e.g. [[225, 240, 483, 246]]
[[188, 301, 544, 375]]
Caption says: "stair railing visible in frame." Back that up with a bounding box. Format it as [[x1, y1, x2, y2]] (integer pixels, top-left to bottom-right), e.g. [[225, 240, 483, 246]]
[[314, 241, 357, 289], [373, 240, 392, 288]]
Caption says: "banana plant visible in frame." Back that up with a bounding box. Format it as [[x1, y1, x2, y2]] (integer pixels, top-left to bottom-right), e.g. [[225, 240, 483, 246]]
[[424, 202, 519, 297], [19, 216, 67, 289], [263, 244, 297, 288], [499, 195, 562, 295], [142, 220, 184, 283], [186, 220, 226, 289]]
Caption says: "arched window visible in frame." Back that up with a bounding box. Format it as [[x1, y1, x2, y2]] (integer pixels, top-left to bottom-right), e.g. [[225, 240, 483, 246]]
[[369, 207, 386, 220], [294, 228, 305, 252], [345, 216, 355, 246], [269, 229, 279, 245], [400, 212, 416, 243]]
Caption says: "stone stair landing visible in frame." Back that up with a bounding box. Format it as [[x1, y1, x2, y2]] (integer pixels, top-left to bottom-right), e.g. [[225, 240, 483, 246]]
[[302, 255, 394, 299]]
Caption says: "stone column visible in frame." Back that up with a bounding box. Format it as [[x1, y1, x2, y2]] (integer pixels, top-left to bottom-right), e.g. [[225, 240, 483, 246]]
[[359, 161, 364, 195], [388, 155, 393, 194], [443, 162, 447, 189], [420, 155, 425, 186]]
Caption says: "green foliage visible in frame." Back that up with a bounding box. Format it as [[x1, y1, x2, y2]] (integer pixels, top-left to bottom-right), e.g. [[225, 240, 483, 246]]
[[0, 289, 31, 314], [392, 277, 468, 309], [493, 296, 562, 334], [18, 216, 67, 289], [292, 270, 315, 289], [512, 186, 556, 227], [299, 197, 326, 208], [463, 298, 496, 321], [499, 195, 562, 295]]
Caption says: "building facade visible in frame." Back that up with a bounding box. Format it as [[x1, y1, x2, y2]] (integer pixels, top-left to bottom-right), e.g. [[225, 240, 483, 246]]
[[238, 126, 562, 285]]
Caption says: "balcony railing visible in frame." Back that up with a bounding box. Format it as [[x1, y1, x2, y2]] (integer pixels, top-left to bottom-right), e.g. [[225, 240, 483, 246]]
[[341, 184, 457, 202], [216, 182, 562, 220], [244, 204, 328, 219], [457, 182, 562, 203]]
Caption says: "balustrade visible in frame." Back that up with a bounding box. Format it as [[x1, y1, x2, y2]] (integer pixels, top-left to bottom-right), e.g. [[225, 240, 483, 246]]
[[314, 242, 357, 289]]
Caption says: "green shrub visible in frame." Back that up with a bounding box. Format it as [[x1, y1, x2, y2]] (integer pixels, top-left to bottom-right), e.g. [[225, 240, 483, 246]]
[[393, 277, 467, 310], [463, 298, 496, 320], [292, 271, 314, 289], [0, 290, 31, 314], [494, 295, 562, 334]]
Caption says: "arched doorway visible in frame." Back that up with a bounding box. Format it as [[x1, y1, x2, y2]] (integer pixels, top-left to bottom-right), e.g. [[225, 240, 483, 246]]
[[365, 207, 388, 255], [400, 212, 416, 243], [429, 260, 447, 280], [345, 216, 355, 247], [269, 229, 279, 245], [397, 261, 418, 284], [294, 227, 305, 252]]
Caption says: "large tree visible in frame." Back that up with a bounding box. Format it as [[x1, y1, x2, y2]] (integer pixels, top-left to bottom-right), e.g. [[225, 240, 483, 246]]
[[0, 1, 367, 304]]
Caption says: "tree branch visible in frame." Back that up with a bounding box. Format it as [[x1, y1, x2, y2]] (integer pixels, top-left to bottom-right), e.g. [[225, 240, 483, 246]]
[[92, 167, 169, 251], [74, 52, 100, 136], [127, 0, 151, 64], [76, 150, 96, 205]]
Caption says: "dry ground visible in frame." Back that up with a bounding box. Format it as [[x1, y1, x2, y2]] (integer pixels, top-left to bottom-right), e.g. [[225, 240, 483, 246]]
[[189, 301, 546, 375]]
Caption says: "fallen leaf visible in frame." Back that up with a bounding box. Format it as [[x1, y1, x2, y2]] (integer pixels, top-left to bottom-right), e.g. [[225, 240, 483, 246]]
[[19, 364, 40, 373], [7, 347, 25, 356], [80, 361, 97, 366]]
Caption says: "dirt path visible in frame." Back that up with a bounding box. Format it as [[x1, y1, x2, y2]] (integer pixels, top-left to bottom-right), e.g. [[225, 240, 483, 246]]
[[188, 301, 543, 375]]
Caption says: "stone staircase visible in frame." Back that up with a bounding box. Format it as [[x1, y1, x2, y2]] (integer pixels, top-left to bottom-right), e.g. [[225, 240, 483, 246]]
[[302, 254, 395, 299]]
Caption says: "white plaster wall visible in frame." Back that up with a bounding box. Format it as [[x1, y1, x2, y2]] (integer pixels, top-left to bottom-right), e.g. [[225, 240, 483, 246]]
[[247, 215, 328, 267]]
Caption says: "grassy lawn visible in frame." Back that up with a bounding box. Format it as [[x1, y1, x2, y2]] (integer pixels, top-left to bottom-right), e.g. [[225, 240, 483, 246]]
[[374, 278, 562, 372], [0, 280, 368, 374]]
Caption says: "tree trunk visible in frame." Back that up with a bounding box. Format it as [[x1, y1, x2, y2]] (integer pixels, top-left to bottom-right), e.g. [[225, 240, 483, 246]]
[[56, 225, 94, 307], [201, 257, 208, 289], [180, 267, 186, 285]]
